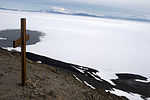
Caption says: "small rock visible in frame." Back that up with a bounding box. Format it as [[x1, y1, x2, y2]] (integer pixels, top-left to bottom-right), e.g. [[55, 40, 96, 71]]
[[39, 93, 45, 96], [47, 91, 56, 98], [0, 73, 4, 77], [32, 80, 39, 87], [31, 93, 35, 98], [33, 83, 37, 87]]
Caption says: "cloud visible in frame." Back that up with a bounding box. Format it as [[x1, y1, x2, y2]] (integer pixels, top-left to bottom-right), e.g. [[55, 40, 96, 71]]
[[51, 6, 70, 13], [52, 6, 65, 12]]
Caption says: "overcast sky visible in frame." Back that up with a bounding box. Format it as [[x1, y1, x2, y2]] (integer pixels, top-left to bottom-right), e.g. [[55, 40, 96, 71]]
[[1, 0, 149, 9], [60, 0, 150, 11], [0, 0, 149, 15]]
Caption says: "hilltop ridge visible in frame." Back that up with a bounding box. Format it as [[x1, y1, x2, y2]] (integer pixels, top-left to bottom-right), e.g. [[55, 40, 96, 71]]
[[0, 48, 127, 100]]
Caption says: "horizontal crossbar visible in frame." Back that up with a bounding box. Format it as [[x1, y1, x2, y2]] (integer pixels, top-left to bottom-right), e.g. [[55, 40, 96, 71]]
[[13, 34, 29, 48]]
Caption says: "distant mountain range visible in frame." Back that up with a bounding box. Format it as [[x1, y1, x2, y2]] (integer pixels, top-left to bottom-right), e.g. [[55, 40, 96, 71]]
[[0, 7, 150, 23]]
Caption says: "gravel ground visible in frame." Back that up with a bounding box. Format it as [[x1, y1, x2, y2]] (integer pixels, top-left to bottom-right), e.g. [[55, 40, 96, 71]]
[[0, 48, 127, 100]]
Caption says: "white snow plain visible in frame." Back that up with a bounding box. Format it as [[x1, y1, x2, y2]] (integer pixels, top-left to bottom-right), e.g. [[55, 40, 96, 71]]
[[0, 10, 150, 100]]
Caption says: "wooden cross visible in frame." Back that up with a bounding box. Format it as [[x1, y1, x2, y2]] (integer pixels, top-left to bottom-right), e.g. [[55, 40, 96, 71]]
[[13, 18, 29, 86]]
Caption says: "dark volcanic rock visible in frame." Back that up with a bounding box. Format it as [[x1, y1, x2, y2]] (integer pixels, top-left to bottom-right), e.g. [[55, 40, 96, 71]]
[[0, 29, 45, 47], [112, 73, 150, 99], [26, 52, 114, 90], [116, 73, 147, 80]]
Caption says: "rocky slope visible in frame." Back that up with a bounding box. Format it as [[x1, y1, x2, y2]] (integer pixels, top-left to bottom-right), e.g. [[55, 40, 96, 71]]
[[0, 48, 128, 100]]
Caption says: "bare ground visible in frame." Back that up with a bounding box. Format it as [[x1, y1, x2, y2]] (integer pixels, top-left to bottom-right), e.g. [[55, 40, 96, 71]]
[[0, 48, 127, 100]]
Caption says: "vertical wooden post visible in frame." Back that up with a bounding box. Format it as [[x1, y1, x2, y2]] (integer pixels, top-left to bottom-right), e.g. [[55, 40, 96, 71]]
[[21, 18, 26, 86], [13, 18, 29, 86]]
